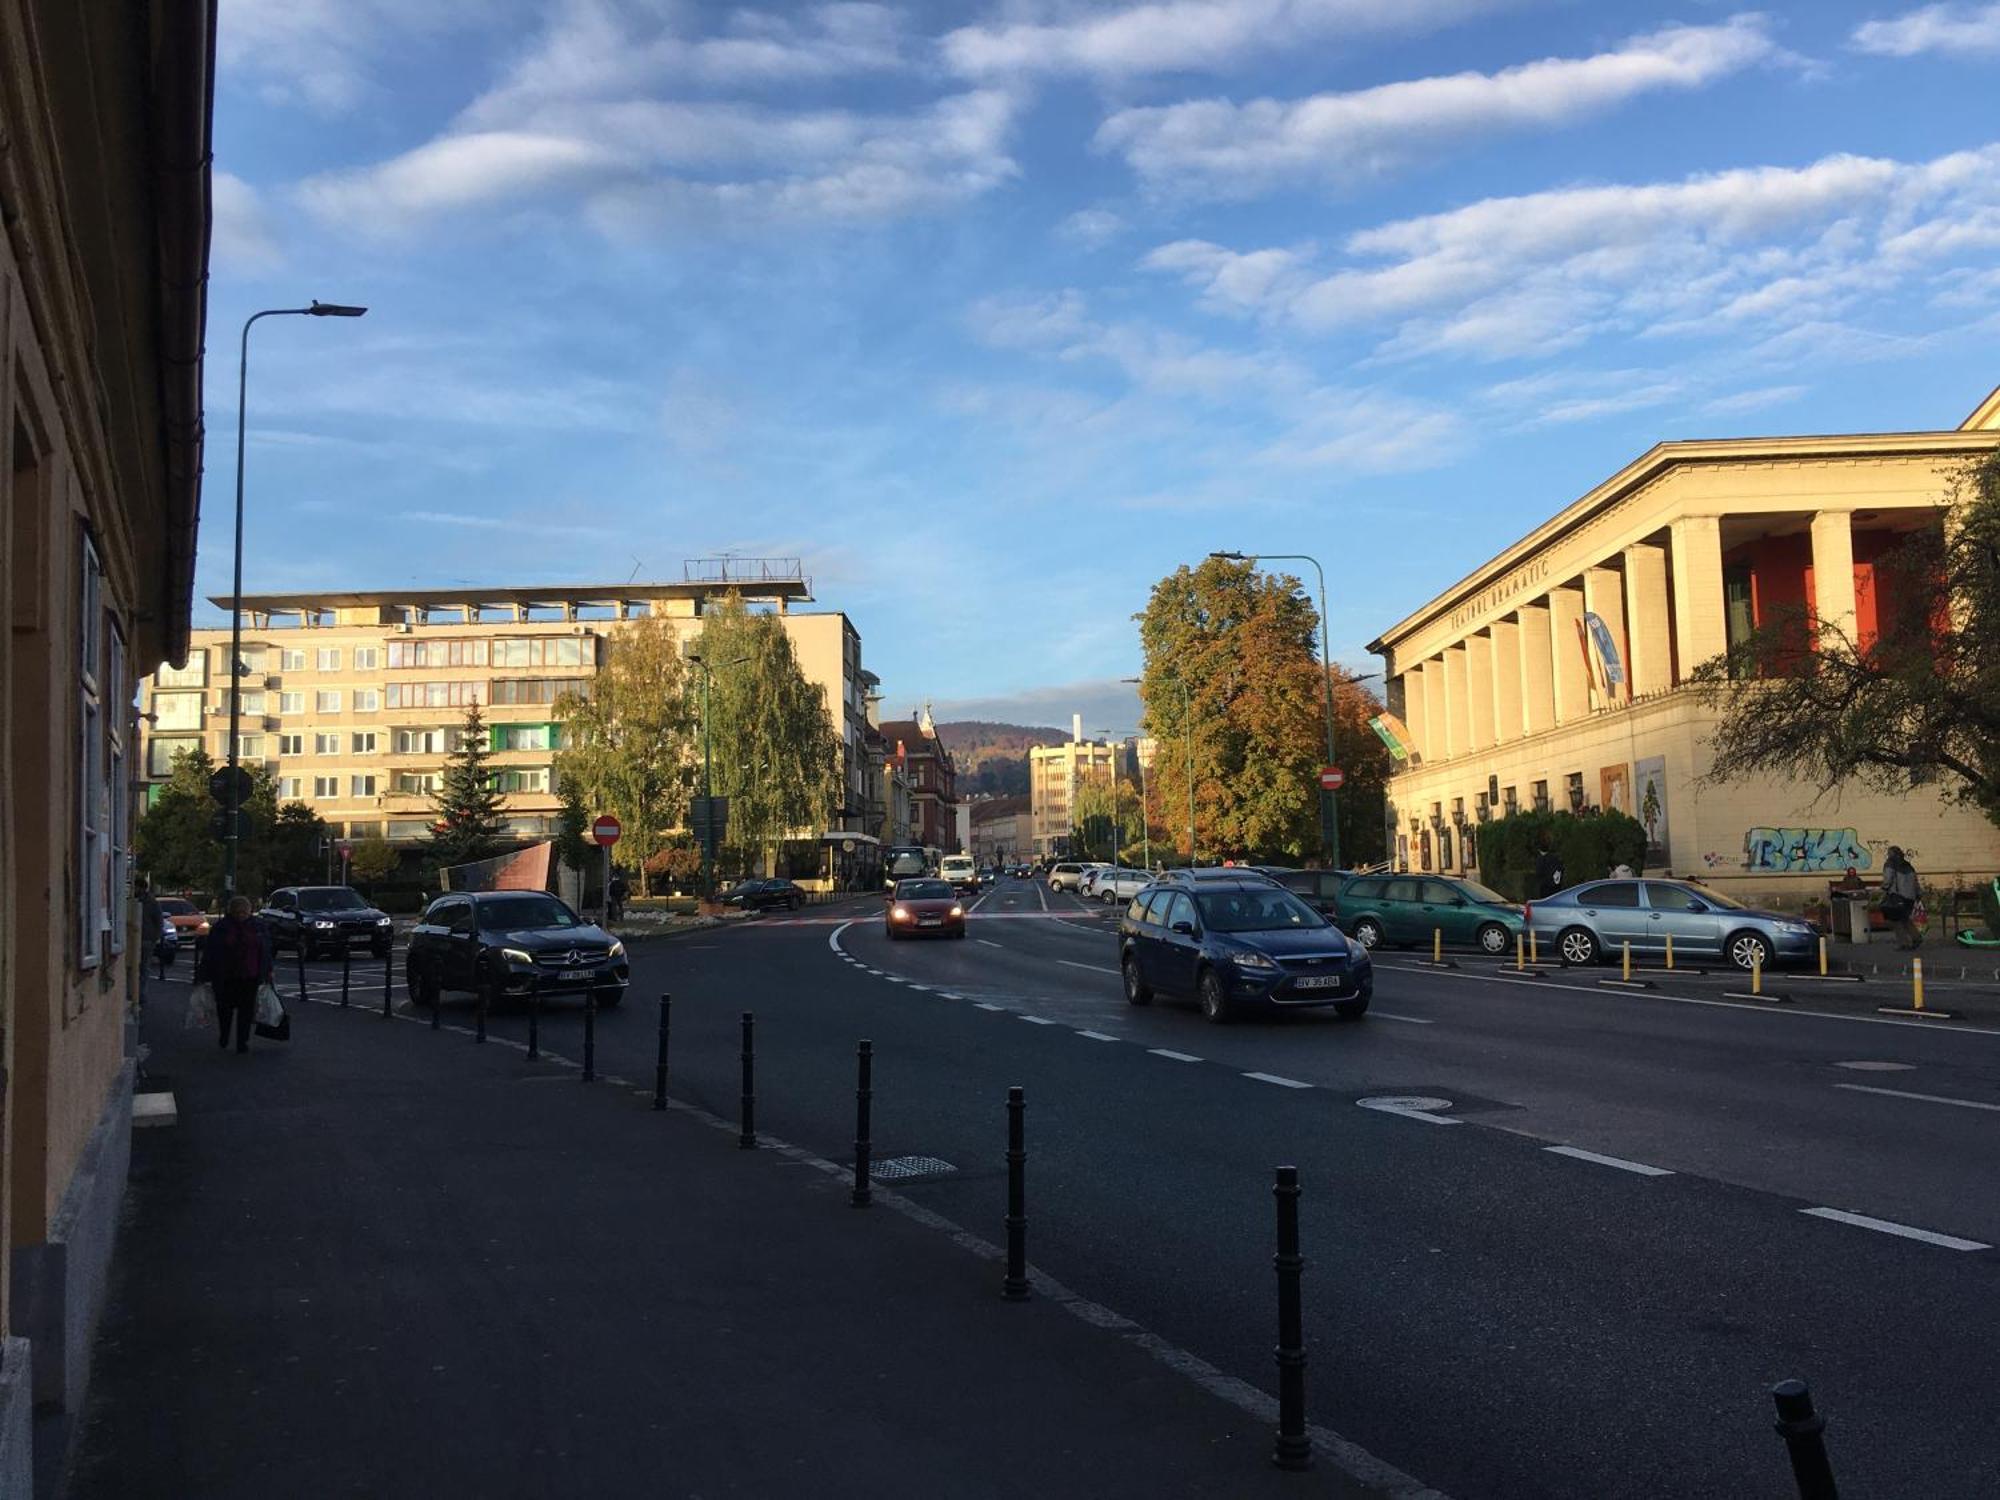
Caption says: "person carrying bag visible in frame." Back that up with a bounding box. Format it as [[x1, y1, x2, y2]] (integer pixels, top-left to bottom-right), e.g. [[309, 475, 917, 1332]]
[[196, 896, 273, 1053], [1880, 846, 1922, 951]]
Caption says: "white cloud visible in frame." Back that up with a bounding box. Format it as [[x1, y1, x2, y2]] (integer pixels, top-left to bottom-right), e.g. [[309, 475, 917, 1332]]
[[1055, 208, 1128, 248], [211, 172, 282, 270], [1481, 368, 1686, 426], [1098, 16, 1775, 194], [942, 0, 1512, 80], [219, 0, 476, 114], [1852, 2, 2000, 56], [1700, 385, 1808, 415]]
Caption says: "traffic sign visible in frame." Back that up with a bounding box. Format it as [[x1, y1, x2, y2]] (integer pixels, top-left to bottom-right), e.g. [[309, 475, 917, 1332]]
[[336, 840, 353, 860], [208, 764, 254, 805], [592, 814, 622, 846], [1319, 766, 1345, 791], [209, 806, 254, 841], [689, 796, 729, 845]]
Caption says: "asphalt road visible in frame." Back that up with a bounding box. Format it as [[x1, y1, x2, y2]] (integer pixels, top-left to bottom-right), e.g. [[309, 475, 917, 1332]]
[[261, 879, 2000, 1498]]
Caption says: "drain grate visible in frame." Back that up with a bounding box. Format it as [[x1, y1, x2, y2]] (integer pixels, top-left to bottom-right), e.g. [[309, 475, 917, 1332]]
[[870, 1155, 958, 1182]]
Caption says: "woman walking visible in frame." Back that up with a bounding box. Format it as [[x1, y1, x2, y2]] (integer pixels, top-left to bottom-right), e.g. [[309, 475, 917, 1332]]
[[1881, 847, 1922, 950], [198, 896, 272, 1053]]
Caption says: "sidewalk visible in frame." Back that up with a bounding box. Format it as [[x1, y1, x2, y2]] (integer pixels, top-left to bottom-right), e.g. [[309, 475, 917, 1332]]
[[68, 993, 1387, 1499]]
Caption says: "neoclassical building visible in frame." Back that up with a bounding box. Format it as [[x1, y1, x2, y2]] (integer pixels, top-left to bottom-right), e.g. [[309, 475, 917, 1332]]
[[1370, 385, 2000, 899]]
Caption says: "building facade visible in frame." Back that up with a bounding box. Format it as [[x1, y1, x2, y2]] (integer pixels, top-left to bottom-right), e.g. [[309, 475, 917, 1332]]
[[876, 718, 959, 852], [1370, 388, 2000, 900], [1028, 739, 1117, 857], [1, 1, 214, 1488], [970, 795, 1032, 865]]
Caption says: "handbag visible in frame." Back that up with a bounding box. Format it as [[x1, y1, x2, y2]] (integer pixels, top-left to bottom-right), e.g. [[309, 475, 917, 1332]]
[[185, 982, 217, 1030], [253, 982, 291, 1041]]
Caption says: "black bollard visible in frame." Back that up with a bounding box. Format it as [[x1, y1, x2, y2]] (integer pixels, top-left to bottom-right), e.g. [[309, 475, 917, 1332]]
[[1771, 1380, 1839, 1500], [296, 941, 310, 1007], [527, 989, 541, 1061], [1003, 1086, 1028, 1300], [581, 990, 597, 1083], [341, 946, 350, 1008], [383, 946, 393, 1020], [474, 977, 487, 1043], [653, 993, 670, 1111], [1272, 1164, 1311, 1471], [852, 1040, 873, 1208], [738, 1012, 757, 1149]]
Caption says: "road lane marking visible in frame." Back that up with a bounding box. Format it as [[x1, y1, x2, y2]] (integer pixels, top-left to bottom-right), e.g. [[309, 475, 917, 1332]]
[[1833, 1060, 1914, 1071], [1833, 1082, 2000, 1113], [1076, 1030, 1120, 1041], [1355, 1097, 1463, 1125], [1543, 1145, 1673, 1177], [939, 992, 964, 1000], [1059, 959, 1120, 976], [1799, 1207, 1990, 1252], [1244, 1071, 1312, 1089], [1019, 1015, 1057, 1025], [1148, 1048, 1202, 1063], [1369, 1011, 1434, 1024], [974, 1003, 1005, 1011], [977, 939, 1004, 948]]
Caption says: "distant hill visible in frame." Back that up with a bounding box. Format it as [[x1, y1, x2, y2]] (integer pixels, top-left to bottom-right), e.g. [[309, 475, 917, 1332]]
[[936, 721, 1070, 799]]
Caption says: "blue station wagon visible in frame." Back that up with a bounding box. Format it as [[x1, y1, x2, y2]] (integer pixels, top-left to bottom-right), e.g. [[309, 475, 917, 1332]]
[[1527, 878, 1819, 971]]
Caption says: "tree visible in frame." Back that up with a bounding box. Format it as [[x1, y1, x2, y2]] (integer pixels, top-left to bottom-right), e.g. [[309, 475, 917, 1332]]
[[696, 599, 843, 875], [1324, 670, 1394, 866], [1692, 451, 2000, 826], [134, 744, 323, 897], [554, 613, 695, 894], [428, 702, 507, 869], [552, 781, 593, 876], [269, 802, 330, 887], [349, 836, 399, 885]]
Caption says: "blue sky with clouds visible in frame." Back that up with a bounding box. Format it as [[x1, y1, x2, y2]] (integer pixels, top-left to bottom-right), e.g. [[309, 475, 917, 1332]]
[[207, 0, 2000, 731]]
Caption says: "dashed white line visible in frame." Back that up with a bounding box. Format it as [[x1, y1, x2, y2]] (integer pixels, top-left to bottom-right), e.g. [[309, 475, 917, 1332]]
[[1148, 1048, 1203, 1063], [1058, 959, 1119, 976], [1243, 1071, 1312, 1090], [977, 939, 1004, 949], [974, 1003, 1005, 1011], [1076, 1030, 1120, 1042], [1800, 1207, 1990, 1252], [1019, 1015, 1057, 1026], [1544, 1145, 1674, 1177], [1368, 1011, 1434, 1025], [1833, 1082, 2000, 1113]]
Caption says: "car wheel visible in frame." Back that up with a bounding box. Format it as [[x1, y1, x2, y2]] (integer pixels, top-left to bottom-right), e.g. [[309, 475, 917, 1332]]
[[1122, 954, 1153, 1006], [1353, 917, 1383, 950], [1335, 998, 1369, 1019], [1476, 922, 1511, 955], [1727, 931, 1773, 972], [1558, 927, 1600, 967], [1197, 967, 1232, 1025]]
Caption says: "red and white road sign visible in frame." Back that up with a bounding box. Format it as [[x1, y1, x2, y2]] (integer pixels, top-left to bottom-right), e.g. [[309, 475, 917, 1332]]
[[592, 814, 622, 845], [1319, 766, 1345, 791], [335, 840, 353, 860]]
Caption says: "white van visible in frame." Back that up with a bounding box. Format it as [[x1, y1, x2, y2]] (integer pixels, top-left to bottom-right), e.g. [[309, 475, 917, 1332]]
[[940, 854, 979, 893]]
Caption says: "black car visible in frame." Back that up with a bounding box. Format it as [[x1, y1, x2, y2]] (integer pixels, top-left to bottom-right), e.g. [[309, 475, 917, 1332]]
[[260, 885, 394, 958], [405, 891, 628, 1010], [1255, 866, 1354, 919], [1118, 875, 1372, 1024], [720, 878, 805, 912]]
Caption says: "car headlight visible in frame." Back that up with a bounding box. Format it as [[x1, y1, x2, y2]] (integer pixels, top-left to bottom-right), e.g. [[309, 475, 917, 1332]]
[[949, 905, 964, 918], [501, 947, 535, 966], [608, 940, 625, 959], [891, 906, 911, 922], [1345, 934, 1369, 959], [197, 921, 210, 935], [1232, 950, 1279, 971], [1775, 920, 1811, 934], [313, 920, 336, 929], [376, 916, 393, 926]]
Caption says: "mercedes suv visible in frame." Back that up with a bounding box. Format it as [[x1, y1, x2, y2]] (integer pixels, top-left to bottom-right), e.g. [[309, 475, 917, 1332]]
[[406, 891, 628, 1010]]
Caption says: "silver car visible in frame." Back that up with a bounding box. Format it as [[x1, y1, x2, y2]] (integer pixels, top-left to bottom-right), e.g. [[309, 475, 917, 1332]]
[[1096, 868, 1153, 903], [1527, 877, 1819, 970]]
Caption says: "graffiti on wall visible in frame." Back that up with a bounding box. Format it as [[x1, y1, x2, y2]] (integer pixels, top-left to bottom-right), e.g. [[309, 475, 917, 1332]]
[[1742, 827, 1873, 873]]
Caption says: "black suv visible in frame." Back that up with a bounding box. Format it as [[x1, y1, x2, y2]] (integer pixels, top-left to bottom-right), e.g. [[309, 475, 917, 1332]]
[[260, 886, 394, 958], [406, 891, 628, 1010], [1118, 874, 1371, 1024], [720, 878, 805, 912]]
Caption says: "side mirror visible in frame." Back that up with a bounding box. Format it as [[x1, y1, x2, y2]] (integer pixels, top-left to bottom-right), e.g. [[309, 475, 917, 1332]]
[[1451, 897, 1467, 907], [1685, 900, 1707, 913], [1170, 920, 1196, 936]]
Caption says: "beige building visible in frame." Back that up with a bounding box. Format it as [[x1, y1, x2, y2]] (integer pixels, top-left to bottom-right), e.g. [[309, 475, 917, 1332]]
[[971, 795, 1032, 865], [1028, 739, 1118, 857], [1, 1, 214, 1486], [140, 568, 875, 867], [1370, 386, 2000, 899]]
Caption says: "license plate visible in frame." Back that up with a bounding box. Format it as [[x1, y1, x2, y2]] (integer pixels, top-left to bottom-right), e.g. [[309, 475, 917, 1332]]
[[559, 969, 591, 981], [918, 918, 941, 927], [1293, 975, 1345, 990]]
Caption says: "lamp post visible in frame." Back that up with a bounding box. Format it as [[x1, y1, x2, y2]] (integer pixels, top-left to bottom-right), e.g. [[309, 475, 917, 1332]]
[[1122, 674, 1194, 866], [223, 301, 367, 899], [1210, 551, 1340, 869]]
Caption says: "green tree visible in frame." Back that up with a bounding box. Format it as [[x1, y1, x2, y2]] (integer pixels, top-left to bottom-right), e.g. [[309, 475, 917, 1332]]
[[696, 599, 843, 874], [554, 614, 695, 894], [349, 836, 399, 885], [1693, 451, 2000, 825], [134, 745, 324, 897], [552, 781, 593, 876], [1136, 556, 1327, 863], [1324, 671, 1393, 866], [428, 702, 507, 869], [269, 802, 330, 887]]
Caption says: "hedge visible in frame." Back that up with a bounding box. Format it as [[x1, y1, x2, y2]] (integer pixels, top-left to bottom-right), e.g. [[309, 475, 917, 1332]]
[[1474, 809, 1648, 902]]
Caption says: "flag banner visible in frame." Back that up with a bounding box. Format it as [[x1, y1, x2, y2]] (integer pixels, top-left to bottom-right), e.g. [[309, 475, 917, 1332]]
[[1368, 712, 1413, 761], [1583, 610, 1626, 687]]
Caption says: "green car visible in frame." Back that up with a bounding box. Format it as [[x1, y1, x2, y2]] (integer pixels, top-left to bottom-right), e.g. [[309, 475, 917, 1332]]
[[1334, 874, 1525, 956]]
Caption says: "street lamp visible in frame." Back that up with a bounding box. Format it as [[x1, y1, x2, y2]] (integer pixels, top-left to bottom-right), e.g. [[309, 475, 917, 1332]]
[[683, 646, 748, 896], [223, 300, 367, 898], [1210, 550, 1341, 868], [1122, 674, 1195, 867]]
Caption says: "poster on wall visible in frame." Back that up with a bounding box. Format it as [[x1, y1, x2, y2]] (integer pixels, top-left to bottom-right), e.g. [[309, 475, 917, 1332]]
[[1599, 762, 1631, 816], [1635, 756, 1670, 867]]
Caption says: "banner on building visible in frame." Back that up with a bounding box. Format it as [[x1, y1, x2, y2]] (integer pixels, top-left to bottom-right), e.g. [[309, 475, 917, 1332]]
[[1583, 610, 1625, 688], [1368, 712, 1413, 762], [440, 840, 555, 894], [1599, 762, 1630, 817], [1635, 756, 1670, 867]]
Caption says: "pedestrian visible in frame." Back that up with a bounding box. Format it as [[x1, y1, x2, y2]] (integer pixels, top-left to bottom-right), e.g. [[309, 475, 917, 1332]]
[[197, 895, 272, 1054], [138, 878, 169, 981], [1834, 865, 1867, 894], [1881, 846, 1922, 949], [1610, 862, 1635, 878], [1533, 838, 1566, 898], [607, 869, 630, 925]]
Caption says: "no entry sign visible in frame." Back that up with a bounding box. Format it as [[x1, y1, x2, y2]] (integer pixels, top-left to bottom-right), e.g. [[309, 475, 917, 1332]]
[[1319, 766, 1345, 791], [592, 814, 622, 846]]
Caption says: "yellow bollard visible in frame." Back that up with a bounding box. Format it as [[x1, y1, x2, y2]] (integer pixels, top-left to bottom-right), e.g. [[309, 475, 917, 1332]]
[[1433, 928, 1442, 964], [1818, 936, 1828, 978], [1529, 928, 1539, 966], [1664, 933, 1673, 971], [1515, 931, 1526, 972], [1751, 952, 1762, 996], [1622, 939, 1631, 982], [1912, 956, 1925, 1012]]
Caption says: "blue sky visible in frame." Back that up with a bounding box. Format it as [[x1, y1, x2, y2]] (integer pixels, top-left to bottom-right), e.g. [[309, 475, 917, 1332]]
[[208, 0, 2000, 732]]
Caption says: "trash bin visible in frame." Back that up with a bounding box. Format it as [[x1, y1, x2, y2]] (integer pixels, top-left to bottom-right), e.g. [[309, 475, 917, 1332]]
[[1830, 890, 1871, 944]]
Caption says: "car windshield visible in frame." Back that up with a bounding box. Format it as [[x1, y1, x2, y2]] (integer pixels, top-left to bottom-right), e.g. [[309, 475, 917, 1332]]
[[478, 895, 581, 930], [158, 897, 196, 915], [1195, 888, 1328, 932], [1455, 879, 1512, 905], [898, 881, 954, 901], [1665, 880, 1746, 910], [884, 848, 928, 878], [297, 887, 366, 911]]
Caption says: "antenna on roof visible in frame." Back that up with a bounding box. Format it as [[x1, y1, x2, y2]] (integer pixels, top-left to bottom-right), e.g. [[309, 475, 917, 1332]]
[[625, 557, 643, 585]]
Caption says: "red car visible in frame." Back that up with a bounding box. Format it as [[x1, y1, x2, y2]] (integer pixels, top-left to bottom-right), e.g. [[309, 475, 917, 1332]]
[[885, 879, 966, 940]]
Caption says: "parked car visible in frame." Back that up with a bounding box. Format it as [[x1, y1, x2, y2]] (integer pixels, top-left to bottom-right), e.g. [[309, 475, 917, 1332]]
[[1048, 862, 1087, 892], [1077, 863, 1117, 898], [406, 890, 627, 1010], [156, 895, 211, 947], [886, 879, 966, 940], [721, 878, 804, 912], [1095, 868, 1153, 903], [940, 853, 980, 894], [259, 885, 394, 958], [1257, 867, 1353, 919], [1335, 874, 1524, 955], [1118, 875, 1371, 1023], [1526, 877, 1818, 970]]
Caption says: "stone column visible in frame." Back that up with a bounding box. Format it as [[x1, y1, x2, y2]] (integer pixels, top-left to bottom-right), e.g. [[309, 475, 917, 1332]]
[[1465, 631, 1495, 750], [1810, 510, 1858, 644], [1443, 645, 1469, 760], [1490, 615, 1523, 743], [1582, 564, 1629, 707], [1420, 657, 1444, 765], [1670, 514, 1726, 668], [1401, 663, 1429, 764], [1622, 542, 1672, 695], [1518, 602, 1555, 735], [1548, 585, 1589, 723]]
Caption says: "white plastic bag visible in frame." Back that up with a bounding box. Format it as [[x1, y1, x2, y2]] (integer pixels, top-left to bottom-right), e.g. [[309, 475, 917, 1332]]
[[255, 982, 285, 1027], [186, 982, 217, 1030]]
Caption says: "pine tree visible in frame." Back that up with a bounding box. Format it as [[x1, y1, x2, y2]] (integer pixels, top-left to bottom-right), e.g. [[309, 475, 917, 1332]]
[[428, 703, 507, 869]]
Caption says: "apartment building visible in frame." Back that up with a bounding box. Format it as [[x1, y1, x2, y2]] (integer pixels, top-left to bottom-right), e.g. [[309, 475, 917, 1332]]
[[971, 795, 1031, 865], [139, 566, 875, 862], [1, 1, 214, 1487], [1027, 739, 1118, 858]]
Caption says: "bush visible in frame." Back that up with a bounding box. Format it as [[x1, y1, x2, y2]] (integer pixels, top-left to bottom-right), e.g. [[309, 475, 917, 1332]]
[[1475, 809, 1648, 901]]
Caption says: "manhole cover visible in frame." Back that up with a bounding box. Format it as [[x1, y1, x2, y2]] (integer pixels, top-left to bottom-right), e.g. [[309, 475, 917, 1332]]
[[1357, 1095, 1453, 1113], [870, 1155, 958, 1182]]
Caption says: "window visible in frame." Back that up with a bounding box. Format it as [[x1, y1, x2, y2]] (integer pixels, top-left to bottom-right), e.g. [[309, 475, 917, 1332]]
[[277, 776, 303, 799], [152, 690, 203, 731], [490, 678, 585, 706], [1383, 878, 1421, 903], [394, 727, 448, 755], [1421, 880, 1461, 904], [316, 689, 342, 713], [491, 637, 585, 668], [233, 646, 268, 677], [155, 655, 207, 688], [351, 732, 378, 753], [277, 733, 304, 756], [492, 723, 556, 751], [108, 621, 128, 956], [387, 639, 488, 669], [313, 776, 340, 799], [317, 647, 342, 671], [214, 688, 265, 716], [1162, 892, 1197, 931], [279, 691, 305, 714], [351, 774, 378, 798], [492, 767, 550, 793], [353, 688, 380, 712], [226, 733, 265, 760], [79, 534, 105, 967], [1584, 882, 1641, 908], [281, 648, 307, 672], [393, 771, 439, 795], [353, 646, 379, 671], [314, 732, 340, 755], [1531, 779, 1550, 813], [148, 737, 198, 777], [385, 680, 484, 709]]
